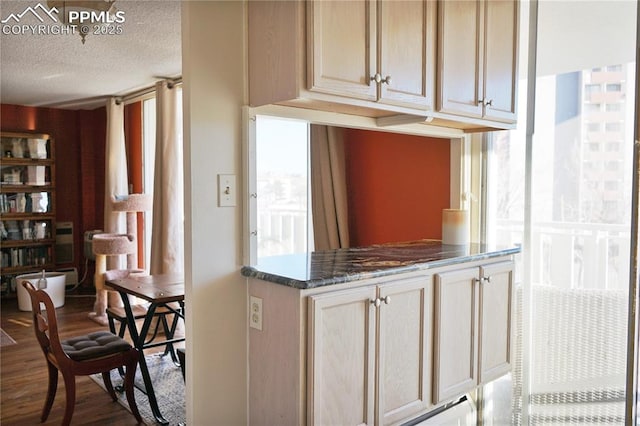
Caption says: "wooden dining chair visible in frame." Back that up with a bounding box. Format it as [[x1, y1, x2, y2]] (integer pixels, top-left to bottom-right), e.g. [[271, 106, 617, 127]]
[[22, 281, 143, 426]]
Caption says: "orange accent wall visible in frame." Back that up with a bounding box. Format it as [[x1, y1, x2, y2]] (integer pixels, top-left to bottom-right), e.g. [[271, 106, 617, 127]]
[[2, 103, 106, 286], [344, 128, 450, 247]]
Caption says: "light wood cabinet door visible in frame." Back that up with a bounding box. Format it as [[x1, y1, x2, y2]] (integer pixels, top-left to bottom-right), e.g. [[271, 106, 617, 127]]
[[378, 0, 436, 110], [378, 276, 433, 425], [436, 0, 484, 119], [307, 0, 377, 101], [433, 267, 479, 404], [437, 0, 518, 123], [483, 0, 519, 122], [308, 286, 377, 426], [478, 261, 514, 383]]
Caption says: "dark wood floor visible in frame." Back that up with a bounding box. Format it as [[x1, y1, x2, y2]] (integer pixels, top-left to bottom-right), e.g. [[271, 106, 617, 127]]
[[1, 293, 164, 425]]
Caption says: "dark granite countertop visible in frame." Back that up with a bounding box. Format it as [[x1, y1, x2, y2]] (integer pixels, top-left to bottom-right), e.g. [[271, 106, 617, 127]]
[[241, 239, 520, 289]]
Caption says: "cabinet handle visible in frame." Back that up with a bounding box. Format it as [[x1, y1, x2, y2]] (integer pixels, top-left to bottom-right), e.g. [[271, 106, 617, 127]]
[[370, 74, 392, 85], [485, 99, 493, 107], [483, 276, 492, 283], [370, 297, 391, 307]]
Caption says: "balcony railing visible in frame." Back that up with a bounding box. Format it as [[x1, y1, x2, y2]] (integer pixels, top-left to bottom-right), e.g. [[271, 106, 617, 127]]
[[496, 218, 630, 291], [257, 207, 308, 258]]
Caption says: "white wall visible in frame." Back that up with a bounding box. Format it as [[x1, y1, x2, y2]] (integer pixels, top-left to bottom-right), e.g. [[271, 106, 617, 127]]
[[536, 0, 637, 77], [182, 1, 247, 424]]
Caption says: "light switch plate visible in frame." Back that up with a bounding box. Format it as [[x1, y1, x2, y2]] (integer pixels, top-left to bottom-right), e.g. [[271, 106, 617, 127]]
[[218, 174, 236, 207]]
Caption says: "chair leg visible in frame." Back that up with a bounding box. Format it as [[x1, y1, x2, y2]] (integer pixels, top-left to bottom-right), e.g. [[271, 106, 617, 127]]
[[124, 353, 143, 423], [102, 370, 118, 401], [61, 373, 76, 426], [41, 361, 58, 422]]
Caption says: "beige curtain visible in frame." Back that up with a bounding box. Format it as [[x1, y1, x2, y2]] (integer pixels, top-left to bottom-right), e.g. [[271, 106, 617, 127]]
[[150, 81, 184, 274], [310, 124, 350, 250], [104, 98, 128, 269]]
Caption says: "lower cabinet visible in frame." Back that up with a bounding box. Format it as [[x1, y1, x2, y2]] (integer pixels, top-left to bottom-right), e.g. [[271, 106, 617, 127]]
[[433, 261, 514, 404], [308, 275, 433, 426], [247, 256, 515, 426]]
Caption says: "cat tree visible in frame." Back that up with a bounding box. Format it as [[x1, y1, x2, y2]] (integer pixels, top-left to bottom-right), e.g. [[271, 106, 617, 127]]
[[89, 233, 136, 325], [111, 194, 153, 270], [88, 194, 152, 325]]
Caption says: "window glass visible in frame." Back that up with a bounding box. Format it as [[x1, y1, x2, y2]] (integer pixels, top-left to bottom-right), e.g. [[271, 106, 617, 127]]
[[605, 122, 622, 131], [584, 103, 601, 112], [606, 103, 622, 112], [142, 97, 156, 268], [488, 61, 635, 425], [255, 116, 311, 259], [606, 83, 622, 92], [586, 122, 601, 132], [584, 83, 601, 94]]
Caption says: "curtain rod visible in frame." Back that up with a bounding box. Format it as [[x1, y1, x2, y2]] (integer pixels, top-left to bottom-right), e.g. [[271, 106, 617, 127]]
[[115, 77, 182, 105]]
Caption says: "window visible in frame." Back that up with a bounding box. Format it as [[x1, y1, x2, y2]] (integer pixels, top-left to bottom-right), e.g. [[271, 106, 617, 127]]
[[584, 103, 601, 113], [585, 83, 601, 94], [586, 180, 599, 190], [586, 122, 601, 132], [142, 97, 156, 268], [603, 200, 618, 212], [606, 103, 622, 112], [604, 181, 619, 191], [606, 141, 622, 152], [605, 122, 622, 132], [606, 64, 623, 72], [606, 83, 622, 92], [485, 56, 635, 423], [605, 160, 621, 172], [254, 116, 311, 259]]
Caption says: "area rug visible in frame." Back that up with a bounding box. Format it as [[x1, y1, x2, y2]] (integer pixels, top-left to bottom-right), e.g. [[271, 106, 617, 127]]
[[0, 328, 16, 347], [90, 352, 185, 425]]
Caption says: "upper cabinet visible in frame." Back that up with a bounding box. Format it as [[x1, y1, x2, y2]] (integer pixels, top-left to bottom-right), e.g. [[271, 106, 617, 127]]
[[378, 0, 436, 110], [436, 0, 519, 124], [248, 0, 519, 132], [307, 0, 436, 111], [307, 0, 377, 102]]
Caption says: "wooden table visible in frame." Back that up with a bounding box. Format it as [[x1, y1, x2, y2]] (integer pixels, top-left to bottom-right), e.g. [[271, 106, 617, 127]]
[[106, 273, 185, 425]]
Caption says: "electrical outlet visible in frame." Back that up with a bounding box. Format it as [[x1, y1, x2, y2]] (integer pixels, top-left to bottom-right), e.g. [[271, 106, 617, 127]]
[[218, 174, 236, 207], [249, 296, 263, 331]]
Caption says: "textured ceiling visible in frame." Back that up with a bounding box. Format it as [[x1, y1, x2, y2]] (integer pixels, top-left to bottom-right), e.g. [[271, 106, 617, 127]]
[[0, 0, 181, 110]]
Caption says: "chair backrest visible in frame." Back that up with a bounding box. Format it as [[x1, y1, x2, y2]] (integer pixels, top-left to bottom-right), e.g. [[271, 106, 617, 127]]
[[22, 281, 65, 362]]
